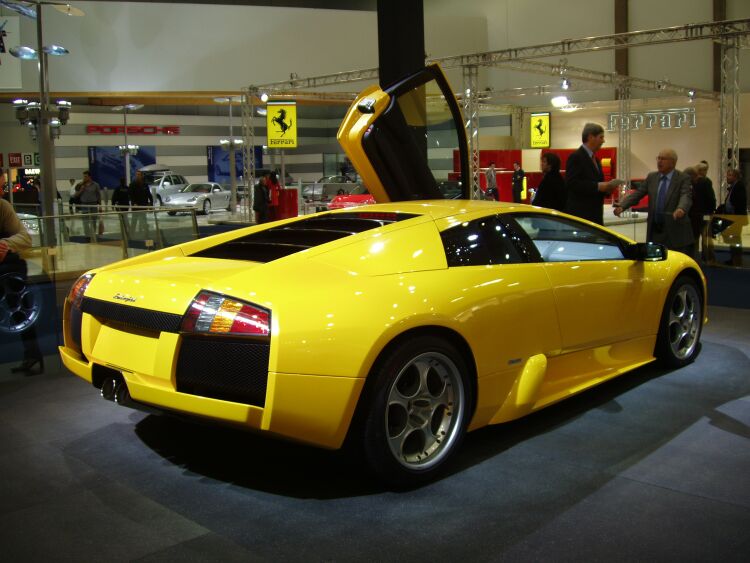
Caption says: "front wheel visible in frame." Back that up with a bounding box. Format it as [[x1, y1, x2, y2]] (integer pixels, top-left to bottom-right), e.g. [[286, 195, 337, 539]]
[[202, 199, 211, 215], [655, 275, 703, 367], [361, 335, 473, 487]]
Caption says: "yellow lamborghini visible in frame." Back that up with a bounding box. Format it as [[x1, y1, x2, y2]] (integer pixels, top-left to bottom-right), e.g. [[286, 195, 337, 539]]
[[60, 65, 706, 486]]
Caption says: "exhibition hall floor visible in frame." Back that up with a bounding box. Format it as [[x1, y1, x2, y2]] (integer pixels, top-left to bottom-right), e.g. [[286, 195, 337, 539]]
[[1, 307, 748, 561]]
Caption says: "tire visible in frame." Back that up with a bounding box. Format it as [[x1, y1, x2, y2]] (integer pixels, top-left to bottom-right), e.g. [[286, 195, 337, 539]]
[[202, 199, 211, 215], [167, 211, 176, 216], [0, 273, 41, 334], [654, 275, 703, 367], [361, 335, 473, 487]]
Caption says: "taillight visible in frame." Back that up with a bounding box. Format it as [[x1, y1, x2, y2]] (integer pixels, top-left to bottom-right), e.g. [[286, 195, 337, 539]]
[[68, 274, 94, 308], [181, 291, 270, 336]]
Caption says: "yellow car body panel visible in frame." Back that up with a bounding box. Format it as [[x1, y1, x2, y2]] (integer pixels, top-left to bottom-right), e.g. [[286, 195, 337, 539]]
[[60, 200, 707, 452]]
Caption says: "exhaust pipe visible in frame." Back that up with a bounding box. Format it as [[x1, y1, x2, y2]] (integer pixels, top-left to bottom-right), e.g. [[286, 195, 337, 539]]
[[114, 380, 131, 406], [101, 376, 119, 401]]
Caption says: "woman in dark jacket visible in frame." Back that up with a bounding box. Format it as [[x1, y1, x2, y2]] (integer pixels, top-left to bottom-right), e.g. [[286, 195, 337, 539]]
[[532, 152, 566, 212], [111, 178, 131, 211]]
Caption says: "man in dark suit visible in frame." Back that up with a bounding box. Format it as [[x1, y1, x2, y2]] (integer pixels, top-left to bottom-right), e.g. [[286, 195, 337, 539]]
[[564, 123, 622, 224], [511, 162, 524, 203], [614, 148, 694, 255]]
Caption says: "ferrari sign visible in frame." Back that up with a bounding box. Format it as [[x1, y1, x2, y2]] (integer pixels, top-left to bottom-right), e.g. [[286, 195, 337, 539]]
[[530, 112, 550, 148], [267, 102, 297, 148]]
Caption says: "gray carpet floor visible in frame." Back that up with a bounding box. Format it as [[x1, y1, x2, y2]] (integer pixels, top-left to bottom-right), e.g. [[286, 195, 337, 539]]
[[1, 306, 748, 562]]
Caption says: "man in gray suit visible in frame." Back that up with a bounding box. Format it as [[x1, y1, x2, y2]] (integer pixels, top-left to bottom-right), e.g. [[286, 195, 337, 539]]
[[614, 148, 694, 255]]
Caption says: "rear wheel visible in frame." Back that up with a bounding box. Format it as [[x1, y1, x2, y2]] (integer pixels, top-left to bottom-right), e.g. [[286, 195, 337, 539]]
[[361, 335, 472, 487], [167, 211, 176, 216], [202, 199, 211, 215], [655, 275, 702, 367]]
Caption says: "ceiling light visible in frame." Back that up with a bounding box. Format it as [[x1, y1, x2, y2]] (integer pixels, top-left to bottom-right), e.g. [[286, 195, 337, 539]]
[[9, 45, 38, 60], [551, 95, 570, 108], [43, 44, 69, 56], [112, 103, 143, 112], [53, 3, 86, 17], [561, 78, 570, 90], [687, 89, 696, 102], [260, 92, 269, 103]]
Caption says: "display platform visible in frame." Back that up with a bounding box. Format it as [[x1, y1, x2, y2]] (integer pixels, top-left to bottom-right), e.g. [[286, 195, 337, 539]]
[[0, 307, 748, 560]]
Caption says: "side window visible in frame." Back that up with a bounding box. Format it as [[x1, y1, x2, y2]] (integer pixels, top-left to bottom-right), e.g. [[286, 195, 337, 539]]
[[441, 216, 523, 267], [511, 214, 625, 262]]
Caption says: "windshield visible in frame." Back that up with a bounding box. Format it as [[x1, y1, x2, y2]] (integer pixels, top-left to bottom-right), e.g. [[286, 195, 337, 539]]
[[182, 184, 211, 193], [142, 171, 166, 184], [348, 185, 369, 195]]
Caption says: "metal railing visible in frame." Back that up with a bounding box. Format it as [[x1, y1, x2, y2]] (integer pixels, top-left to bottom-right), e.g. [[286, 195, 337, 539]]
[[9, 204, 200, 278]]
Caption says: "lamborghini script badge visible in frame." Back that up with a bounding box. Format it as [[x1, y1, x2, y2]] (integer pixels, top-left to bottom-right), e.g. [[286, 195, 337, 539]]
[[113, 293, 136, 303]]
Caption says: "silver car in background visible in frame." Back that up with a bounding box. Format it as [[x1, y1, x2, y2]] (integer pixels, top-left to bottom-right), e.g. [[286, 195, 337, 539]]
[[163, 183, 230, 215], [139, 164, 189, 205]]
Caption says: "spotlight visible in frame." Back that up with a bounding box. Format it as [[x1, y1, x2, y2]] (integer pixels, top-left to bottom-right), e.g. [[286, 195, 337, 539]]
[[551, 95, 569, 108], [260, 92, 269, 103], [561, 78, 570, 90]]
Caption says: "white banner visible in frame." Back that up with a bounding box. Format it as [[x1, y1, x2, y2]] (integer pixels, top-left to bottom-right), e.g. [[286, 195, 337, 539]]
[[0, 16, 22, 89]]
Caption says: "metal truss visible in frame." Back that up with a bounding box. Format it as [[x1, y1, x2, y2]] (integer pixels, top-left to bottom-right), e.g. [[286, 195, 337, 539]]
[[484, 59, 718, 101], [437, 18, 750, 67], [719, 37, 741, 199], [462, 65, 481, 198], [248, 68, 379, 96], [616, 81, 632, 211], [511, 106, 524, 152], [241, 88, 257, 222], [240, 17, 748, 201]]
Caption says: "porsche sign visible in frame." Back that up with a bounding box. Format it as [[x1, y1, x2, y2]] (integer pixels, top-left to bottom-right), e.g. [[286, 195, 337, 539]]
[[86, 125, 180, 135]]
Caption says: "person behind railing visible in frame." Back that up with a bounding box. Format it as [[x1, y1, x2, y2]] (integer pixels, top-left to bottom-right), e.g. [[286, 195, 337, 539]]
[[73, 170, 102, 242], [112, 177, 131, 212], [128, 170, 153, 238], [684, 164, 716, 263], [719, 168, 748, 267], [532, 152, 566, 212], [614, 148, 694, 256], [253, 174, 270, 224], [1, 194, 43, 375]]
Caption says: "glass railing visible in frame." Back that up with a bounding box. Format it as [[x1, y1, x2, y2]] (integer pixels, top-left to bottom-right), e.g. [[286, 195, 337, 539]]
[[1, 205, 200, 377]]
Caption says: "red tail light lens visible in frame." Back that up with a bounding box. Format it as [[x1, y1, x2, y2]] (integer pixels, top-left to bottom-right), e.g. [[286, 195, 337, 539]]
[[181, 291, 270, 336], [68, 274, 94, 308]]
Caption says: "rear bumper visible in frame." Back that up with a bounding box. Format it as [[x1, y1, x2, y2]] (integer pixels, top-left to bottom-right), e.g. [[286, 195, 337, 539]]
[[59, 343, 364, 449]]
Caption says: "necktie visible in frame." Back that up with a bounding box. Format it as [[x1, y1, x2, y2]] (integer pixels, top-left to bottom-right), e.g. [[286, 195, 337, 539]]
[[655, 175, 668, 225]]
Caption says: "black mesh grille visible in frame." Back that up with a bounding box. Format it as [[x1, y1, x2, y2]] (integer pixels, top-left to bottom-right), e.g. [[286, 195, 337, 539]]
[[81, 297, 183, 333], [176, 336, 270, 407]]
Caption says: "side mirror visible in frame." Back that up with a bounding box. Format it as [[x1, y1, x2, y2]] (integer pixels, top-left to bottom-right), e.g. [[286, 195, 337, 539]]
[[624, 242, 668, 261]]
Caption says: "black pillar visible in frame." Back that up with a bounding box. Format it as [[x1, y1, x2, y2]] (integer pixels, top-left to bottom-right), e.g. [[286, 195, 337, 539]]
[[377, 0, 425, 88]]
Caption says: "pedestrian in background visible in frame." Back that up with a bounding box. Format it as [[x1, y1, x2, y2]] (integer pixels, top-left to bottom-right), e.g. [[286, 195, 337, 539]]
[[614, 149, 693, 255], [511, 161, 525, 203], [565, 123, 623, 225], [74, 170, 101, 241], [533, 152, 566, 212]]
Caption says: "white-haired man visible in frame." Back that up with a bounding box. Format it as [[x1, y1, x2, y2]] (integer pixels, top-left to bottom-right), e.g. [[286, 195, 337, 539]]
[[614, 148, 694, 255]]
